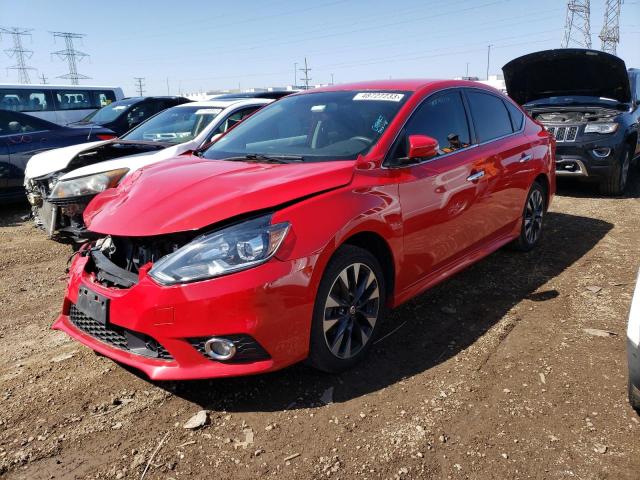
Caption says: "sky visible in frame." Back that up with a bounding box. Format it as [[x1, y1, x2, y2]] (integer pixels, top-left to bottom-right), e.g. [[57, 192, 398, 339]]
[[0, 0, 638, 96]]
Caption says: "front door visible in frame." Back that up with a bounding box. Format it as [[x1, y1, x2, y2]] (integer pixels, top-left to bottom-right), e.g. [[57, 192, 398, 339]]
[[392, 89, 491, 290]]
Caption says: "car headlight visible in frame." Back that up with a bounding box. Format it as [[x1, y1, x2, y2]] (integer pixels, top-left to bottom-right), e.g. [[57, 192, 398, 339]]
[[49, 168, 129, 199], [584, 123, 618, 134], [149, 215, 290, 285]]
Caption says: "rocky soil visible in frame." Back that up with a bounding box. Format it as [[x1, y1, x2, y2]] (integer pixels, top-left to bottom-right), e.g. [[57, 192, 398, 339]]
[[1, 172, 639, 479]]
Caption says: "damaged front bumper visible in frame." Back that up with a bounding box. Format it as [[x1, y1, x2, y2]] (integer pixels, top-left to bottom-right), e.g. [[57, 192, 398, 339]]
[[52, 244, 318, 380]]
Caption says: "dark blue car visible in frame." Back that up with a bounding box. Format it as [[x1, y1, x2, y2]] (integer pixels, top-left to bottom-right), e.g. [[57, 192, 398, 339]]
[[0, 109, 115, 203]]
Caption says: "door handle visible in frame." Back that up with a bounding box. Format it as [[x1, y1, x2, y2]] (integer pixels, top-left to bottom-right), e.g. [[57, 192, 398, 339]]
[[466, 170, 485, 182], [519, 153, 532, 163]]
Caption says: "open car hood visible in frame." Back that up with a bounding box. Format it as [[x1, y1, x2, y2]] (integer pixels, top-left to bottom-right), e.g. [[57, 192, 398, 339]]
[[502, 49, 631, 105], [84, 156, 355, 236]]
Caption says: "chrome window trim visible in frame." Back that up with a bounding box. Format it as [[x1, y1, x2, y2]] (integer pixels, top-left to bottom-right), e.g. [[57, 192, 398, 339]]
[[382, 86, 525, 170]]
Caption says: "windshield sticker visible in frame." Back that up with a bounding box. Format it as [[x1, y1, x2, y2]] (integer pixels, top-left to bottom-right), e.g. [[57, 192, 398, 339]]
[[371, 114, 389, 134], [112, 106, 127, 111], [353, 92, 404, 102], [311, 105, 326, 112], [195, 108, 222, 115]]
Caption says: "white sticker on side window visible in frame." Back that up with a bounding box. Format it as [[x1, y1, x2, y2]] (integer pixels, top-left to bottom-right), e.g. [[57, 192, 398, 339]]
[[353, 92, 404, 102]]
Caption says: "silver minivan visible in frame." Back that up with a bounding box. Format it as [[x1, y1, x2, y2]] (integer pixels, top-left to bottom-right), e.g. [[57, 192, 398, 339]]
[[0, 84, 124, 125]]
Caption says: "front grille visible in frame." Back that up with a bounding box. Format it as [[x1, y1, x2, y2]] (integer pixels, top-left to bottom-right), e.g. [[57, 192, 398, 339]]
[[69, 304, 173, 361], [546, 125, 578, 142], [188, 334, 270, 363]]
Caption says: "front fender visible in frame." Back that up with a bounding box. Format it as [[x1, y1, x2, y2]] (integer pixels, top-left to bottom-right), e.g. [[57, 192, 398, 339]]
[[272, 181, 403, 305]]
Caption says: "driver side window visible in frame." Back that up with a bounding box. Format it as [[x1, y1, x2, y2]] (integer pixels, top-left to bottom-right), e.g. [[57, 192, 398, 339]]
[[393, 90, 471, 160]]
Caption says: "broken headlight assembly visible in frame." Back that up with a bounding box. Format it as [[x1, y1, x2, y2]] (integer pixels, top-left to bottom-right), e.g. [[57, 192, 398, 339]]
[[149, 215, 290, 286], [49, 168, 129, 199], [584, 123, 618, 134]]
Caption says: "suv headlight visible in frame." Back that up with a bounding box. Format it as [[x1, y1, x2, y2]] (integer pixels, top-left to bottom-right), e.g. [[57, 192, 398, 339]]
[[49, 168, 129, 199], [149, 215, 290, 285], [584, 123, 618, 134]]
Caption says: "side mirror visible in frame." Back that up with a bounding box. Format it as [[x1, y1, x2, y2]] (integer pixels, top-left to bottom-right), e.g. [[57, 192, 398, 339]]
[[407, 134, 439, 160]]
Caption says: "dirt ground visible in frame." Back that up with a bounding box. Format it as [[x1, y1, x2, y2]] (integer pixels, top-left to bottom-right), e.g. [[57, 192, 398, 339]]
[[1, 170, 640, 480]]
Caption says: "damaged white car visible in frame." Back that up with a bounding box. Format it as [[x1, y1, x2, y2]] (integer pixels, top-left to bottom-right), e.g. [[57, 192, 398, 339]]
[[24, 97, 272, 239]]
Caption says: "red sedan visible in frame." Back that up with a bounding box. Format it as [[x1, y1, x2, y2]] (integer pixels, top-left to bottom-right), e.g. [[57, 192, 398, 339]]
[[53, 80, 555, 380]]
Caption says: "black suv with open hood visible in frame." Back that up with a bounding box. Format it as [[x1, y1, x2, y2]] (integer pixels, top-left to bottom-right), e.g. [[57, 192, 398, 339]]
[[503, 49, 639, 195]]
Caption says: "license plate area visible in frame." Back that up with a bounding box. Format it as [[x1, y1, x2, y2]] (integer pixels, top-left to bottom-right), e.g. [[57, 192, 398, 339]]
[[76, 286, 109, 325]]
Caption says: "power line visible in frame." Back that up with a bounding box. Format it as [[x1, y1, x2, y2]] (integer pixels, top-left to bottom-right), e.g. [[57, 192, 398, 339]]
[[299, 57, 311, 89], [0, 27, 36, 84], [40, 73, 48, 84], [599, 0, 623, 54], [134, 77, 146, 96], [562, 1, 592, 48], [51, 31, 90, 85]]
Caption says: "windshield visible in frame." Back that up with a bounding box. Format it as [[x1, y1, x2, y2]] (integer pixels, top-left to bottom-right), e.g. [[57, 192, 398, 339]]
[[81, 99, 138, 124], [203, 90, 411, 162], [122, 106, 222, 143], [524, 95, 621, 107]]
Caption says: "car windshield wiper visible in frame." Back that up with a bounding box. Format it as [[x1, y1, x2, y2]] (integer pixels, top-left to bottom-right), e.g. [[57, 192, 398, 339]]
[[223, 153, 304, 164]]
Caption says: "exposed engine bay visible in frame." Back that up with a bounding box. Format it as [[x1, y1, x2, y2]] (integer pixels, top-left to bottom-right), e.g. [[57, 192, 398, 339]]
[[527, 107, 622, 143], [86, 234, 195, 288], [26, 141, 171, 239]]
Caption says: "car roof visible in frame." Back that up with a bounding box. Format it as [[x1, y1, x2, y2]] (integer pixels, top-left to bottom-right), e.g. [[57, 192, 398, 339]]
[[172, 98, 273, 108]]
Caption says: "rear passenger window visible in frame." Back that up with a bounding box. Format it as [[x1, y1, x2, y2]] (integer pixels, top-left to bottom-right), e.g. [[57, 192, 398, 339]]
[[0, 89, 50, 112], [396, 90, 471, 159], [55, 90, 93, 110], [504, 100, 524, 131], [466, 91, 513, 142]]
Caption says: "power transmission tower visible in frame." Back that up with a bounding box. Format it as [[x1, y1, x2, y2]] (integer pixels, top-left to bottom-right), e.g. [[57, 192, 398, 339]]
[[40, 73, 48, 84], [51, 32, 90, 85], [599, 0, 623, 54], [562, 0, 592, 48], [134, 77, 146, 96], [299, 57, 312, 89], [0, 27, 36, 84]]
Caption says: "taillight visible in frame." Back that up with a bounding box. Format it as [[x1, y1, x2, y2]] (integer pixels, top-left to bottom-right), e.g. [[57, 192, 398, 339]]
[[96, 134, 117, 140]]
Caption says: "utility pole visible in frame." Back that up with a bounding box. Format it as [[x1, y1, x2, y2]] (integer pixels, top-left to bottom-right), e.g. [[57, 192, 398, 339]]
[[40, 73, 48, 84], [330, 73, 334, 85], [166, 77, 170, 95], [294, 62, 298, 87], [134, 77, 146, 96], [486, 45, 493, 81], [299, 57, 312, 90], [599, 0, 623, 54], [465, 62, 469, 78], [51, 31, 90, 85], [0, 27, 36, 84], [562, 1, 592, 48]]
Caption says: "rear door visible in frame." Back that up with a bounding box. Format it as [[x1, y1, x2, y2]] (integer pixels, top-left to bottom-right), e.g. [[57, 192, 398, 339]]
[[463, 89, 533, 237], [393, 89, 489, 287], [0, 112, 54, 198]]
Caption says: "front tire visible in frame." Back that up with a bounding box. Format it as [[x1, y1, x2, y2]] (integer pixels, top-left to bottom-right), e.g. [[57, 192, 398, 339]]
[[600, 147, 631, 196], [308, 245, 386, 373], [513, 181, 546, 252]]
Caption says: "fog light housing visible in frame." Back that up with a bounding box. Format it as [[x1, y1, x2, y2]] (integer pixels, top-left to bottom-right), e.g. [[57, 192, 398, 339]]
[[592, 148, 612, 158], [204, 337, 237, 361]]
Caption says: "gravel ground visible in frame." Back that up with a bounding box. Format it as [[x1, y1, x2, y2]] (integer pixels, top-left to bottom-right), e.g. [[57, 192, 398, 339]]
[[1, 170, 639, 480]]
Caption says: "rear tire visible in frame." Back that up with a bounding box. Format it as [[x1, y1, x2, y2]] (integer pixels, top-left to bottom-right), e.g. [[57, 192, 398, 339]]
[[599, 147, 631, 196], [512, 181, 546, 252], [629, 380, 640, 413], [308, 245, 386, 373]]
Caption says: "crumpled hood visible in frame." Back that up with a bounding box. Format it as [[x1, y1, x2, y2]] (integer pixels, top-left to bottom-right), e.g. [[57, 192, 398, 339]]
[[84, 156, 355, 236], [24, 141, 109, 180], [502, 48, 631, 105], [57, 142, 188, 181]]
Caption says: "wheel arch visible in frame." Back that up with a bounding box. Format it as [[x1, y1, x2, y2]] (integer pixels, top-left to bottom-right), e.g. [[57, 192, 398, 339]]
[[534, 173, 551, 211], [341, 231, 396, 302]]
